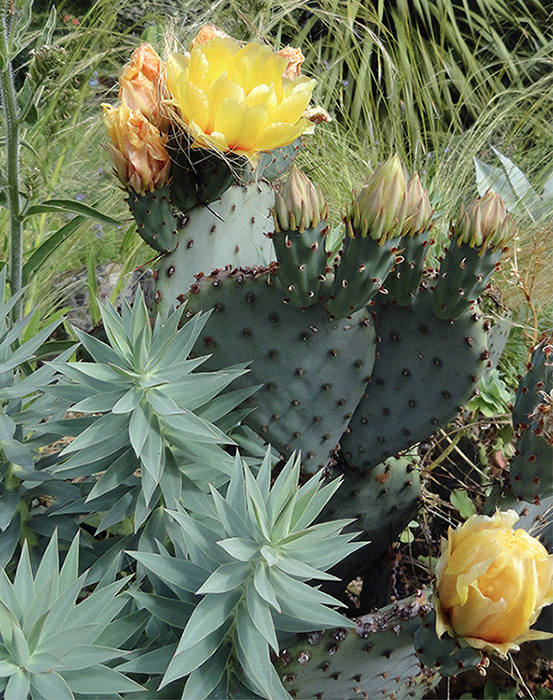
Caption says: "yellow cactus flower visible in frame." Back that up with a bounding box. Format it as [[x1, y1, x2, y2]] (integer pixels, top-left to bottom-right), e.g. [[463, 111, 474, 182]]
[[102, 103, 171, 194], [119, 43, 169, 131], [435, 509, 553, 656], [164, 31, 316, 158]]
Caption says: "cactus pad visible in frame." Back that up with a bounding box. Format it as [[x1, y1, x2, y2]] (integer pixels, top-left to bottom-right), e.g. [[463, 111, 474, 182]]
[[321, 456, 421, 587], [342, 288, 488, 469], [155, 182, 275, 317], [127, 186, 178, 254], [273, 594, 438, 699], [184, 267, 376, 472]]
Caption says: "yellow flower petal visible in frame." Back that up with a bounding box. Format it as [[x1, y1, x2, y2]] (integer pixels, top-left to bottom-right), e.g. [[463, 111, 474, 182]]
[[214, 95, 247, 149], [255, 120, 306, 152]]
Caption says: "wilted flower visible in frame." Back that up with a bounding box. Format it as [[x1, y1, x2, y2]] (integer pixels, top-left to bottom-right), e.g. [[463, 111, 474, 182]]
[[119, 43, 169, 131], [273, 165, 328, 232], [347, 154, 408, 243], [435, 510, 553, 655], [164, 29, 316, 158], [276, 45, 305, 79], [102, 103, 171, 193], [454, 190, 515, 253]]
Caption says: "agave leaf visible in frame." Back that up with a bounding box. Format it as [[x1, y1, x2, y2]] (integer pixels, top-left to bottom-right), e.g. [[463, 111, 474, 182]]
[[216, 537, 259, 562], [58, 645, 125, 671], [291, 477, 342, 531], [146, 389, 184, 416], [181, 643, 231, 700], [266, 454, 301, 529], [243, 465, 270, 539], [165, 510, 229, 566], [0, 571, 22, 621], [60, 665, 143, 694], [128, 591, 194, 628], [195, 385, 260, 424], [175, 591, 241, 655], [235, 605, 277, 700], [24, 650, 64, 673], [97, 492, 136, 533], [127, 551, 208, 594], [245, 580, 278, 653], [13, 543, 34, 611], [115, 644, 177, 674], [4, 669, 30, 700], [491, 147, 540, 215], [112, 387, 144, 415], [196, 562, 251, 595], [253, 562, 280, 613], [275, 554, 339, 582], [0, 658, 17, 678], [225, 453, 247, 516], [162, 411, 232, 445], [162, 621, 232, 686], [37, 577, 84, 643], [73, 328, 124, 367], [8, 624, 30, 666], [60, 413, 129, 455], [210, 488, 251, 540], [0, 491, 19, 531], [22, 573, 56, 637], [86, 449, 138, 502], [276, 594, 354, 630], [162, 369, 247, 411], [30, 671, 74, 699], [94, 610, 150, 649], [271, 569, 345, 607], [129, 400, 149, 458]]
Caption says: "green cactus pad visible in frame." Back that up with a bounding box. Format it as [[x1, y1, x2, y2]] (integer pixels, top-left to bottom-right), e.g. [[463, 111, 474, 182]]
[[327, 234, 399, 318], [256, 139, 302, 181], [431, 237, 502, 320], [385, 232, 431, 307], [414, 610, 482, 677], [184, 267, 376, 472], [154, 182, 275, 317], [273, 594, 438, 699], [510, 333, 553, 501], [342, 288, 488, 469], [321, 456, 421, 588], [126, 186, 178, 254], [272, 220, 329, 308]]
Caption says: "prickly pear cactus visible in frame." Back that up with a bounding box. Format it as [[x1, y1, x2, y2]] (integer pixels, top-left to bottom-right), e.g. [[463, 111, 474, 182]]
[[184, 266, 376, 472], [510, 332, 553, 501], [341, 288, 489, 469], [273, 594, 438, 699]]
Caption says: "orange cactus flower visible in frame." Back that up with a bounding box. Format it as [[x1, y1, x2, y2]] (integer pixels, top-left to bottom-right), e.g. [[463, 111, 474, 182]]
[[119, 43, 169, 131]]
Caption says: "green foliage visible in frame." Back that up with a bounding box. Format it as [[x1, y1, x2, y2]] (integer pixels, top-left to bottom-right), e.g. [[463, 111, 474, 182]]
[[129, 452, 364, 699], [0, 532, 144, 699], [44, 290, 252, 529]]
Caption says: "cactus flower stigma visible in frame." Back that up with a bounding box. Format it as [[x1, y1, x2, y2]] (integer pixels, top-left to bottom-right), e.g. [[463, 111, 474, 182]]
[[347, 154, 408, 243], [435, 509, 553, 655], [164, 28, 316, 158], [119, 43, 169, 131], [273, 166, 328, 233], [454, 190, 515, 253], [102, 103, 171, 194]]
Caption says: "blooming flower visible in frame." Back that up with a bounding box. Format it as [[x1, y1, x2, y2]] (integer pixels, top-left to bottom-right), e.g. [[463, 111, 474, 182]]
[[119, 43, 169, 131], [102, 103, 171, 194], [164, 28, 316, 158], [435, 509, 553, 655]]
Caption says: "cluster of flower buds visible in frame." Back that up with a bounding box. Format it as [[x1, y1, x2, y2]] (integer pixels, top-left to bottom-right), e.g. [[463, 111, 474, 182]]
[[102, 43, 170, 194], [273, 166, 329, 233], [453, 189, 516, 253]]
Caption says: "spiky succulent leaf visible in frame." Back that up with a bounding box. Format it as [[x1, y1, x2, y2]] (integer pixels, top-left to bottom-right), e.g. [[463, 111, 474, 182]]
[[0, 533, 144, 699], [128, 451, 365, 699], [42, 290, 253, 528]]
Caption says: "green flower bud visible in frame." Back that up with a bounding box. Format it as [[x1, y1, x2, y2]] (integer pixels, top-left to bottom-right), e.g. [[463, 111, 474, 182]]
[[402, 173, 433, 236], [273, 165, 328, 233], [454, 190, 515, 253], [347, 154, 408, 243]]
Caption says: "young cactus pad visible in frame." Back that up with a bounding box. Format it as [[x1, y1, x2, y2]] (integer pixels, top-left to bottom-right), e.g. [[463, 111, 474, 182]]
[[184, 266, 376, 472], [342, 288, 489, 469]]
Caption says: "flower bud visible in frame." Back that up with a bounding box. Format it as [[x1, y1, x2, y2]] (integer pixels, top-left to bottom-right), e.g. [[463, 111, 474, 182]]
[[454, 190, 515, 253], [401, 173, 433, 236], [435, 509, 553, 656], [273, 166, 328, 233], [189, 24, 230, 48], [119, 43, 169, 131], [102, 103, 171, 194], [348, 154, 408, 243]]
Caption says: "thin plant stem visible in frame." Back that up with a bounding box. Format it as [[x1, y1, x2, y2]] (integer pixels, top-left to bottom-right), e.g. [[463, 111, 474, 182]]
[[0, 2, 23, 321]]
